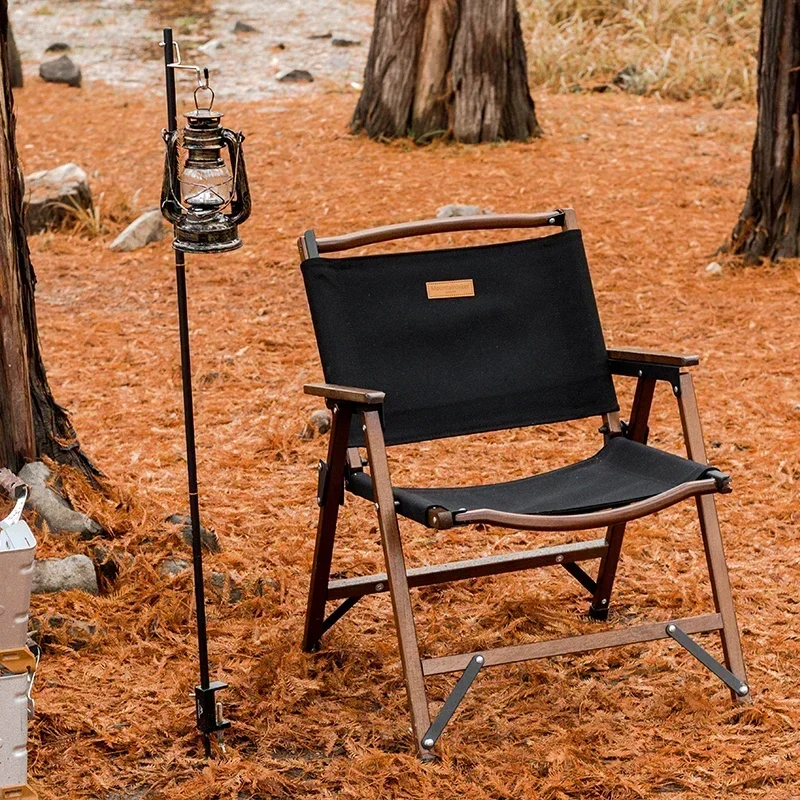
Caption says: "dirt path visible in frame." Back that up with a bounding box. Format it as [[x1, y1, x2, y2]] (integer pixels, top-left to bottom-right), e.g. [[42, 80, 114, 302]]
[[10, 0, 373, 101]]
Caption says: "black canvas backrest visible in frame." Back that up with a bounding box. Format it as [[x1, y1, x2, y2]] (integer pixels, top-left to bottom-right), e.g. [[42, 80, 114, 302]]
[[301, 229, 619, 446]]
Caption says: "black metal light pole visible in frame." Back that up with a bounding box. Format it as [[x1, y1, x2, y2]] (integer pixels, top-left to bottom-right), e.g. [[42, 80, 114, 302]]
[[160, 27, 250, 757]]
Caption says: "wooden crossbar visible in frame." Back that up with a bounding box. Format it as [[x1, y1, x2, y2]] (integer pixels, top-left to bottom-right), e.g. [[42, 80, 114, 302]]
[[327, 538, 608, 600], [421, 613, 724, 675]]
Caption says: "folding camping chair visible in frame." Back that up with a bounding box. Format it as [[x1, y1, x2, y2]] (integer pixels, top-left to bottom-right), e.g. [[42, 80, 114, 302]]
[[297, 208, 749, 758]]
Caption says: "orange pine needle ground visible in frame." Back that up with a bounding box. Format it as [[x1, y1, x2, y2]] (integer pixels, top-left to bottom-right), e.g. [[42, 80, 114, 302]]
[[10, 81, 800, 799]]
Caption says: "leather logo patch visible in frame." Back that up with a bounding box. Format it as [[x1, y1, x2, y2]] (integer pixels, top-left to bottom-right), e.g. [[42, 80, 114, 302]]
[[426, 279, 475, 299]]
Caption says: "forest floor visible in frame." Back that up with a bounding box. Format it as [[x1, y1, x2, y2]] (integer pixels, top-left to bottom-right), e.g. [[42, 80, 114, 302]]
[[10, 71, 800, 800]]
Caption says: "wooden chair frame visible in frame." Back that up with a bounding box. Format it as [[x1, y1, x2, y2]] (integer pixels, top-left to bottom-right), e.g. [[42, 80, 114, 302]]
[[298, 210, 748, 758]]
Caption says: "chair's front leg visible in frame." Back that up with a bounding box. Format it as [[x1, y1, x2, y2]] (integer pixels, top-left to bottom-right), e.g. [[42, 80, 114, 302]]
[[361, 409, 433, 757], [302, 402, 353, 652], [677, 371, 748, 701], [591, 377, 657, 619]]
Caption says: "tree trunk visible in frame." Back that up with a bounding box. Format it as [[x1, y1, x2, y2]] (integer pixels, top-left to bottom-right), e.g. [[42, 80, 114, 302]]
[[7, 20, 20, 88], [728, 0, 800, 262], [352, 0, 540, 143], [0, 2, 99, 480]]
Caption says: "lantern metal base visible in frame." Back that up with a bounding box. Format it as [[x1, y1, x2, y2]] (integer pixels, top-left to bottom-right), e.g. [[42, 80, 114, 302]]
[[173, 218, 242, 254]]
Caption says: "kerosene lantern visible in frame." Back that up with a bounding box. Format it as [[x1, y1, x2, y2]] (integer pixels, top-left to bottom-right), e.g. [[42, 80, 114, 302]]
[[159, 27, 249, 759], [161, 72, 251, 252]]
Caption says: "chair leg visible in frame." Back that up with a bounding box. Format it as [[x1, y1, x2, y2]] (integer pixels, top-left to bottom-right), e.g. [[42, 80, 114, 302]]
[[696, 494, 749, 701], [362, 409, 433, 757], [302, 404, 353, 652], [589, 377, 656, 619], [589, 521, 627, 620], [677, 371, 748, 701]]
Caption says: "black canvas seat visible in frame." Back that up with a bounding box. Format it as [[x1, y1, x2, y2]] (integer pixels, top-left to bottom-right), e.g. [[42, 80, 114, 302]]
[[297, 209, 749, 759], [347, 437, 716, 525]]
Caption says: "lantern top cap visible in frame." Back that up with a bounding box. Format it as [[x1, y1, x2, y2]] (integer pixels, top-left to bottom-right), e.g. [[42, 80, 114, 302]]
[[185, 108, 223, 122]]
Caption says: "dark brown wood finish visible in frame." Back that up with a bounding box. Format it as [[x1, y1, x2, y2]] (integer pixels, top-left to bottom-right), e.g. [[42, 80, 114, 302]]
[[422, 613, 724, 676], [314, 210, 572, 254], [298, 206, 749, 755], [608, 348, 700, 367], [361, 409, 432, 754], [591, 375, 656, 618], [327, 538, 609, 599], [677, 371, 749, 699], [302, 403, 354, 651], [454, 478, 719, 530], [304, 382, 385, 405]]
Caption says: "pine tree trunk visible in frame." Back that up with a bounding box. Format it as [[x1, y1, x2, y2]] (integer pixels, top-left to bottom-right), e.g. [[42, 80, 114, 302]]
[[728, 0, 800, 262], [0, 2, 99, 480], [352, 0, 540, 143]]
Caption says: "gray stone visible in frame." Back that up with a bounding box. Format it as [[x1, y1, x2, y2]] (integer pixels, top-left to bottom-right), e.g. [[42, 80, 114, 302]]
[[233, 21, 259, 33], [166, 513, 221, 553], [45, 43, 71, 54], [300, 408, 332, 439], [277, 69, 314, 83], [198, 39, 223, 56], [109, 210, 164, 252], [19, 461, 104, 538], [705, 261, 723, 276], [8, 25, 23, 89], [32, 554, 99, 596], [436, 204, 492, 219], [331, 38, 361, 47], [39, 55, 81, 87], [160, 558, 189, 577], [92, 544, 119, 584], [24, 162, 93, 235], [66, 619, 98, 650]]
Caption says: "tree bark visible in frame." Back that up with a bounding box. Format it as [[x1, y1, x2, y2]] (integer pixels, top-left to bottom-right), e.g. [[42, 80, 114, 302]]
[[728, 0, 800, 262], [1, 2, 99, 480], [7, 20, 20, 88], [352, 0, 540, 143]]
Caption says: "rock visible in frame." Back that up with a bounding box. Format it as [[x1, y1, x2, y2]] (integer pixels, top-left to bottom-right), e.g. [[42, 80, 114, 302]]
[[198, 39, 223, 55], [24, 162, 93, 235], [331, 38, 361, 47], [207, 570, 245, 603], [613, 64, 642, 92], [8, 25, 23, 89], [277, 69, 314, 83], [233, 21, 259, 33], [166, 513, 221, 553], [39, 55, 81, 87], [19, 461, 105, 538], [436, 204, 492, 219], [31, 614, 99, 650], [109, 209, 164, 252], [705, 261, 723, 275], [308, 32, 332, 40], [572, 134, 590, 142], [300, 409, 332, 439], [32, 554, 99, 596], [160, 558, 189, 577], [91, 544, 119, 585], [45, 42, 71, 54]]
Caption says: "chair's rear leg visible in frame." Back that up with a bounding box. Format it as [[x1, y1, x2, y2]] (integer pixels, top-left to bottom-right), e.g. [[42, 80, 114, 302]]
[[589, 521, 626, 620], [362, 409, 433, 757], [590, 377, 657, 620], [303, 403, 353, 652], [678, 371, 748, 701]]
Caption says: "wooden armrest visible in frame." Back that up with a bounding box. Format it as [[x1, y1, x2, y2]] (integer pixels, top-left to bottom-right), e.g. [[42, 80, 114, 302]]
[[607, 348, 699, 367], [304, 382, 385, 405]]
